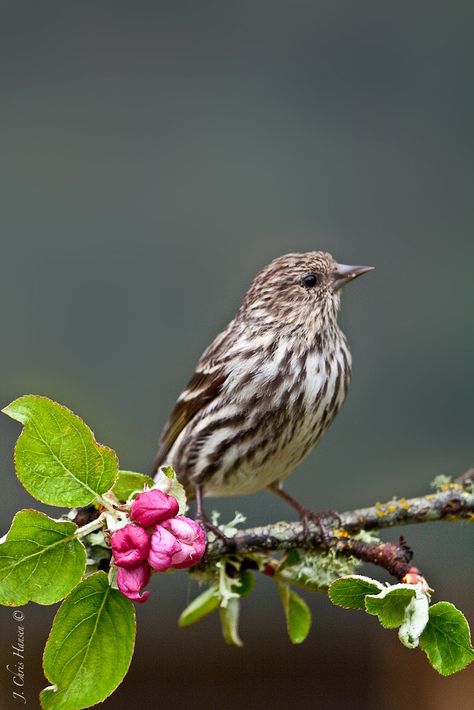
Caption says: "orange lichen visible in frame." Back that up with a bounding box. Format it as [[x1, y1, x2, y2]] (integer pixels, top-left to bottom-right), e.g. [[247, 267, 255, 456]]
[[440, 483, 463, 492], [395, 498, 410, 510]]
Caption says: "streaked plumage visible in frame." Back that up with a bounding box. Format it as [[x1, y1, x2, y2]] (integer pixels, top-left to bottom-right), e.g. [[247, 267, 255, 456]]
[[153, 252, 372, 505]]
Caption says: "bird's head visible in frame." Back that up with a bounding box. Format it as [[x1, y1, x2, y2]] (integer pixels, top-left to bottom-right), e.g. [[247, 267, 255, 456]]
[[240, 251, 373, 338]]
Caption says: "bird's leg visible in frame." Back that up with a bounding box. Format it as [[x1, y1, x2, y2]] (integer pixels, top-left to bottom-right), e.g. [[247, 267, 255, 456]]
[[195, 483, 236, 552], [269, 483, 340, 548], [269, 485, 313, 519]]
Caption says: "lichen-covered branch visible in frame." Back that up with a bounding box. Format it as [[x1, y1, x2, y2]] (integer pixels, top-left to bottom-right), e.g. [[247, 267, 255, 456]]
[[72, 477, 473, 585], [203, 483, 473, 582]]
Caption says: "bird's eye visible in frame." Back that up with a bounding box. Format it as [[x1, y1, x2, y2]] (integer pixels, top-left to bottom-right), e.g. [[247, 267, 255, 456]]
[[302, 273, 322, 288]]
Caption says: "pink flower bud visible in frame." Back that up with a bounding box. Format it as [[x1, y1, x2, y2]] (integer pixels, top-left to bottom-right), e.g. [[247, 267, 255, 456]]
[[149, 516, 206, 571], [111, 524, 150, 568], [148, 525, 182, 571], [117, 562, 151, 603], [131, 488, 179, 528]]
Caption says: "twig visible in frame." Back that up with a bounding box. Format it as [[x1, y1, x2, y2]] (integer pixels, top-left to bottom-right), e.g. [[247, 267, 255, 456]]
[[336, 537, 427, 587], [203, 485, 473, 582]]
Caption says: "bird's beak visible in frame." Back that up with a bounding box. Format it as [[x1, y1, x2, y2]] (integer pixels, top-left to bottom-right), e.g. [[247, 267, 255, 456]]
[[332, 263, 374, 291]]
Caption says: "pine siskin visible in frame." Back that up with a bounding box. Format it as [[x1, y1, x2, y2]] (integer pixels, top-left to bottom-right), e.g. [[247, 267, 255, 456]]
[[153, 252, 373, 523]]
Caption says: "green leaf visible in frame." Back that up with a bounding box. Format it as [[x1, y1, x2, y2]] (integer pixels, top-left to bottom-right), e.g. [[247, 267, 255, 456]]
[[328, 575, 384, 610], [365, 585, 417, 628], [219, 597, 242, 646], [280, 549, 300, 569], [277, 581, 312, 644], [279, 570, 327, 594], [3, 395, 118, 507], [178, 585, 220, 627], [420, 602, 474, 676], [236, 570, 256, 597], [40, 572, 135, 710], [0, 510, 86, 606], [112, 471, 154, 502], [155, 465, 187, 513]]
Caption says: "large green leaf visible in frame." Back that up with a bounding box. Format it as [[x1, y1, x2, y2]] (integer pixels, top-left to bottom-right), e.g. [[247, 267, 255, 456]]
[[0, 510, 86, 606], [420, 602, 474, 676], [40, 572, 136, 710], [328, 575, 384, 610], [3, 395, 118, 506], [277, 581, 312, 644]]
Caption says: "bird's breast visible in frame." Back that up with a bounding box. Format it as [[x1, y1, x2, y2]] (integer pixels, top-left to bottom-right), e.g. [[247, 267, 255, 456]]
[[185, 335, 352, 497]]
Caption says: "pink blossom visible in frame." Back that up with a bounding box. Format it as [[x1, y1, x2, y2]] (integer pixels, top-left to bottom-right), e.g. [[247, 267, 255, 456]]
[[117, 563, 151, 603], [111, 524, 150, 568], [148, 525, 182, 571], [131, 488, 179, 528], [149, 516, 206, 571]]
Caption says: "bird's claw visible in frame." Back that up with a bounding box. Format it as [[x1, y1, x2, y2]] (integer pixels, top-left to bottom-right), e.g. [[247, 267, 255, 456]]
[[298, 508, 341, 548], [196, 513, 237, 553]]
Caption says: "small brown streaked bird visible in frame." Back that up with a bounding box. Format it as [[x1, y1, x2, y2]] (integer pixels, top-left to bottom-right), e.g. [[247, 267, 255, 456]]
[[152, 251, 373, 528]]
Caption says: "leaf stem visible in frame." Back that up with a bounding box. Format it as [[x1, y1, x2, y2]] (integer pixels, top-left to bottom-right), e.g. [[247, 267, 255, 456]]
[[75, 516, 105, 539]]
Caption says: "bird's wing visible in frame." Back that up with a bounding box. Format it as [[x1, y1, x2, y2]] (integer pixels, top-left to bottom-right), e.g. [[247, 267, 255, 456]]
[[152, 326, 234, 473]]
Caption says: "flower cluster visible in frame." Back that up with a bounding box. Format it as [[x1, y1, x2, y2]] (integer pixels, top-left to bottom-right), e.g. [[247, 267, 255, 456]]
[[110, 488, 206, 603]]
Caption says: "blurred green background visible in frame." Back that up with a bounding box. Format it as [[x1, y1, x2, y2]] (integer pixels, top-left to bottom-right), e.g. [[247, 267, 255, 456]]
[[1, 2, 473, 708]]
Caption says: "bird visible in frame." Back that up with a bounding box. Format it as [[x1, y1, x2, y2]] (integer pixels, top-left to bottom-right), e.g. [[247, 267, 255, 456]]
[[152, 251, 373, 529]]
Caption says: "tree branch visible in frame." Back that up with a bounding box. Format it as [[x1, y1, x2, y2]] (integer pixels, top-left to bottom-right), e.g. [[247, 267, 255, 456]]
[[72, 476, 473, 586], [203, 483, 473, 584]]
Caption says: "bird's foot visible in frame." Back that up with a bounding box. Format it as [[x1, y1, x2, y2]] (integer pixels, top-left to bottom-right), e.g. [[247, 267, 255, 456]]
[[269, 484, 340, 549], [297, 507, 341, 549], [196, 511, 237, 553], [194, 483, 236, 552]]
